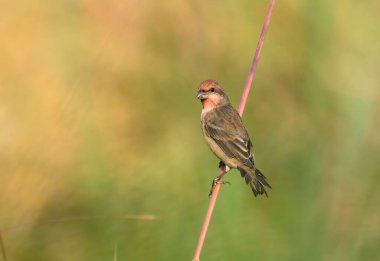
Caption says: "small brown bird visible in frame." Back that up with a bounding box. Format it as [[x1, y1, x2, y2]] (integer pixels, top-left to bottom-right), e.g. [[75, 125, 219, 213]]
[[197, 79, 271, 197]]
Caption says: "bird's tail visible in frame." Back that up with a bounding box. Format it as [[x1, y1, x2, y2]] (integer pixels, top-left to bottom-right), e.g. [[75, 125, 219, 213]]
[[238, 167, 272, 197]]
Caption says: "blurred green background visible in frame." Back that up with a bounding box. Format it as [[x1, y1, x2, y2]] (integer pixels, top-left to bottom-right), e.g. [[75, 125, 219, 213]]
[[1, 0, 380, 260]]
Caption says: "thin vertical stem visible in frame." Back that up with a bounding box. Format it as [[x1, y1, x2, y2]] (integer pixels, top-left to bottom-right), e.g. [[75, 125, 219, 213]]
[[114, 244, 118, 261], [192, 167, 224, 261], [238, 0, 276, 116], [192, 1, 275, 260]]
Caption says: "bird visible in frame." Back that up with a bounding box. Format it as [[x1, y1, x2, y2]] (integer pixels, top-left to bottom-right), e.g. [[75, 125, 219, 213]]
[[197, 79, 271, 197]]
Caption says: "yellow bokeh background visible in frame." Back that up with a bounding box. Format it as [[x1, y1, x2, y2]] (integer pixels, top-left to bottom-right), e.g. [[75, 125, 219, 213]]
[[1, 1, 379, 260]]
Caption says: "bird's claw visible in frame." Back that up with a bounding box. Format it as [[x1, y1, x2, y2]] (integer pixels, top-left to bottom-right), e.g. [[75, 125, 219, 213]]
[[218, 161, 230, 172], [208, 176, 231, 197], [218, 161, 225, 168]]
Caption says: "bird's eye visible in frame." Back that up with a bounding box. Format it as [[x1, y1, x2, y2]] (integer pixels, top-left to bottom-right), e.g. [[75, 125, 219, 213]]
[[210, 88, 215, 92]]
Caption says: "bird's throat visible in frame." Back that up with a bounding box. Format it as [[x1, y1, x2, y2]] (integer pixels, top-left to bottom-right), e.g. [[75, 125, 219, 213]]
[[201, 97, 221, 110]]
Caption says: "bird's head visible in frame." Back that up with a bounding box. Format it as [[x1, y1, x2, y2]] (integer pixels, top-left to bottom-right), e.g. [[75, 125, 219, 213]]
[[197, 80, 229, 109]]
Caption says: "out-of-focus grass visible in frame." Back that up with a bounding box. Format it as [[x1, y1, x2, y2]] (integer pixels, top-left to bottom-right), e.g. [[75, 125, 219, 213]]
[[1, 0, 380, 260]]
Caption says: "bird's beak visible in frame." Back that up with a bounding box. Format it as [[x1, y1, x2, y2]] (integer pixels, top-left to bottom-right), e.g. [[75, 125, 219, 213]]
[[197, 90, 209, 100]]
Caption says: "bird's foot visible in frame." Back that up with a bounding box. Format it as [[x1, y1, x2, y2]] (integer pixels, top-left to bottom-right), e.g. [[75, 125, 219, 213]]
[[218, 161, 231, 172], [208, 176, 231, 197], [218, 161, 224, 168]]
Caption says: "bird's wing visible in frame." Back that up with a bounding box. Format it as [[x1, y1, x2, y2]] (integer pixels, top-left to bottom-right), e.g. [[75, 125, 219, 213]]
[[204, 105, 254, 168]]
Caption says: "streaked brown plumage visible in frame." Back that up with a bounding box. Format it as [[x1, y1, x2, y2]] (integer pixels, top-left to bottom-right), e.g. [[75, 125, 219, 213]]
[[197, 79, 271, 197]]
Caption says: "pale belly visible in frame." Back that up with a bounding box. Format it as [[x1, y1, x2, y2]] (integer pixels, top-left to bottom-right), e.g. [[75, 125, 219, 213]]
[[203, 133, 238, 169]]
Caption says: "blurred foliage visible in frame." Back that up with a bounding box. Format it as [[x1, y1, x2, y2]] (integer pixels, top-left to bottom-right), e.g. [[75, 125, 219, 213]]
[[1, 0, 380, 260]]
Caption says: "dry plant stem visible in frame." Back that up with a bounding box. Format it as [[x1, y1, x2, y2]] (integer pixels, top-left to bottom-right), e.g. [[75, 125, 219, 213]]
[[192, 167, 225, 261], [0, 214, 156, 234], [192, 1, 275, 260], [238, 0, 276, 115]]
